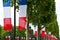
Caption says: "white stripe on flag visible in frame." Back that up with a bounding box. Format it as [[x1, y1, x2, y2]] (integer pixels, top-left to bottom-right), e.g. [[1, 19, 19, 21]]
[[41, 27, 45, 31], [18, 5, 27, 30], [3, 7, 11, 18], [19, 5, 27, 17]]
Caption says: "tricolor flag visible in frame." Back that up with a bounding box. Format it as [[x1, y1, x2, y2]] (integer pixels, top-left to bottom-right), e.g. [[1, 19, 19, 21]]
[[41, 27, 46, 37], [48, 32, 51, 38], [3, 0, 12, 30], [6, 36, 10, 40], [51, 35, 56, 40], [18, 0, 27, 30], [51, 35, 57, 40], [34, 25, 38, 36], [34, 31, 38, 36]]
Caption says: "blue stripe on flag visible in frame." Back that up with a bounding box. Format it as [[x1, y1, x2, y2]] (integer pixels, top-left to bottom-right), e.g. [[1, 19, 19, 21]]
[[3, 0, 10, 7], [19, 0, 27, 5]]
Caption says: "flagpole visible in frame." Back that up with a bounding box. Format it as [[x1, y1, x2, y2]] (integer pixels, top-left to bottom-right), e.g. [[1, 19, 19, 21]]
[[14, 0, 16, 40]]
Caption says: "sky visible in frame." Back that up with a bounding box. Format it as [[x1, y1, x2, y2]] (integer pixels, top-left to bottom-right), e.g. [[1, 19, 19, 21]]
[[0, 0, 60, 37], [55, 0, 60, 37]]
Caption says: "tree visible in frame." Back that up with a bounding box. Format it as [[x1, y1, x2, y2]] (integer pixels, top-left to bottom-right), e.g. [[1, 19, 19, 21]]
[[27, 0, 57, 40], [0, 25, 2, 40], [46, 21, 59, 38]]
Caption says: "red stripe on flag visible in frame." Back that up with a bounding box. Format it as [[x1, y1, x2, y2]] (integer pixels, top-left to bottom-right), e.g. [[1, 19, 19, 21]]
[[48, 34, 51, 38], [4, 18, 12, 30], [41, 31, 46, 37], [34, 31, 38, 36], [18, 17, 26, 30]]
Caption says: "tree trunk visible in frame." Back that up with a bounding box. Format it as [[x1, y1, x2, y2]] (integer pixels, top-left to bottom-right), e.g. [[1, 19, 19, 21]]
[[26, 21, 29, 40], [38, 28, 40, 40], [38, 24, 41, 40]]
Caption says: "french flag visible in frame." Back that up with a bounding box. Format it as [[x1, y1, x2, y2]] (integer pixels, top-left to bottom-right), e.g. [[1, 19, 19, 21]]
[[34, 31, 38, 36], [48, 32, 51, 38], [3, 0, 12, 30], [34, 25, 38, 36], [18, 0, 27, 30], [41, 27, 46, 38]]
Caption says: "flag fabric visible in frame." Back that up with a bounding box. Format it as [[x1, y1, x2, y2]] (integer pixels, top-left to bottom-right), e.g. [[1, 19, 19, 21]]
[[6, 36, 10, 40], [34, 26, 38, 36], [34, 31, 38, 36], [51, 36, 56, 40], [48, 32, 51, 38], [41, 27, 46, 37], [51, 35, 56, 40], [3, 0, 12, 30], [15, 37, 19, 40], [41, 31, 46, 38], [52, 36, 57, 40], [18, 0, 27, 30]]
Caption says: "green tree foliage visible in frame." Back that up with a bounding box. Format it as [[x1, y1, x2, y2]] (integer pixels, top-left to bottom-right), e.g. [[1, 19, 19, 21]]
[[0, 25, 2, 39], [27, 0, 56, 25], [46, 21, 59, 38], [27, 0, 58, 39], [0, 26, 26, 40]]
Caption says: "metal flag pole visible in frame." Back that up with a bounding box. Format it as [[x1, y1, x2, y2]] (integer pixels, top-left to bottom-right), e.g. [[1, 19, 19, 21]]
[[14, 0, 16, 40]]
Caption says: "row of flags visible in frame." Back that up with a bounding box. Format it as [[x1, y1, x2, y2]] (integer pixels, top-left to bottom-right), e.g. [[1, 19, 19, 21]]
[[33, 26, 58, 40], [6, 36, 35, 40], [29, 23, 58, 40], [3, 0, 27, 30]]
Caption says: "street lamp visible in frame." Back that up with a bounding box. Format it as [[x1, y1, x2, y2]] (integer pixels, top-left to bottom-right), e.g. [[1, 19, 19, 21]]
[[14, 0, 16, 40]]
